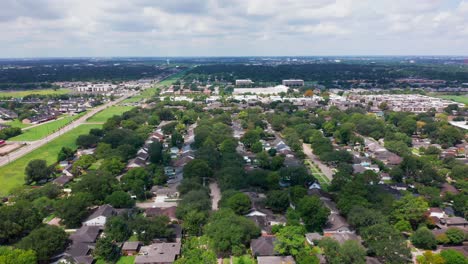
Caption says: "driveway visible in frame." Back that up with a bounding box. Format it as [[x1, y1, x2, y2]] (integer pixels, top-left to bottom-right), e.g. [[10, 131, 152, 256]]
[[209, 181, 221, 210]]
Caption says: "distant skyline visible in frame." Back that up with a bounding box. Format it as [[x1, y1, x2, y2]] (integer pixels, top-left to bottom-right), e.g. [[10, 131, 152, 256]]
[[1, 0, 468, 58]]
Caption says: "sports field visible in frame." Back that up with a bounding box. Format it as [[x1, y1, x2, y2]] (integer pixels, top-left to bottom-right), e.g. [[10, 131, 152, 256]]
[[10, 113, 85, 141], [0, 124, 101, 196], [0, 88, 72, 98], [86, 105, 134, 123]]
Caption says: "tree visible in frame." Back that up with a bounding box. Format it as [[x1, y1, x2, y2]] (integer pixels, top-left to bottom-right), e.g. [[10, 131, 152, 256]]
[[223, 192, 251, 215], [174, 237, 217, 264], [392, 194, 428, 229], [348, 207, 386, 231], [289, 186, 307, 205], [445, 228, 465, 245], [0, 247, 37, 264], [177, 190, 212, 219], [16, 225, 68, 262], [440, 249, 467, 264], [274, 225, 306, 256], [171, 131, 184, 148], [220, 138, 238, 153], [411, 227, 437, 250], [182, 210, 208, 236], [416, 251, 445, 264], [297, 196, 330, 232], [0, 201, 42, 244], [251, 141, 263, 153], [149, 141, 164, 164], [183, 159, 213, 180], [73, 171, 118, 203], [76, 134, 99, 148], [266, 190, 290, 213], [93, 236, 120, 263], [204, 209, 260, 256], [319, 237, 341, 264], [105, 191, 135, 208], [121, 168, 151, 200], [105, 216, 132, 242], [361, 223, 411, 264], [100, 157, 125, 175], [71, 154, 96, 175], [131, 216, 172, 245], [340, 240, 367, 264], [57, 147, 74, 162], [241, 129, 261, 148], [24, 159, 52, 185], [54, 192, 92, 227]]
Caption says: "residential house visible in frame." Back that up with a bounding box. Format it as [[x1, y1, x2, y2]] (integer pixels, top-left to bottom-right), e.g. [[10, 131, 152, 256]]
[[135, 242, 181, 264], [83, 204, 116, 227], [122, 241, 141, 256], [144, 206, 178, 222], [257, 256, 296, 264], [251, 236, 278, 257], [63, 226, 102, 264]]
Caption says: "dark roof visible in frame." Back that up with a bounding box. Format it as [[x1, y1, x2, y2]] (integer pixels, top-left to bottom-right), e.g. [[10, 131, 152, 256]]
[[145, 206, 177, 219], [69, 226, 102, 243], [251, 236, 277, 256], [445, 217, 468, 225], [53, 175, 73, 186], [84, 204, 115, 222]]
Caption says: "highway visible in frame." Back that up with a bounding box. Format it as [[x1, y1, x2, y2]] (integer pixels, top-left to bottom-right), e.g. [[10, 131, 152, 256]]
[[0, 91, 136, 167]]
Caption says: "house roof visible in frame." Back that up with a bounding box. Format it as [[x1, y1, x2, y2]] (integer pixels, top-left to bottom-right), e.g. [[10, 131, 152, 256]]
[[324, 214, 350, 232], [251, 236, 277, 256], [441, 183, 459, 195], [122, 241, 140, 251], [53, 175, 73, 186], [135, 242, 181, 264], [84, 204, 115, 222], [445, 217, 468, 225], [69, 226, 102, 243], [257, 256, 296, 264], [145, 206, 177, 219]]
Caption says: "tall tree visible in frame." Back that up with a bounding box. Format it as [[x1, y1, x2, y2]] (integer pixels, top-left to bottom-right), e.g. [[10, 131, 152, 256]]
[[24, 159, 53, 185], [16, 226, 68, 263]]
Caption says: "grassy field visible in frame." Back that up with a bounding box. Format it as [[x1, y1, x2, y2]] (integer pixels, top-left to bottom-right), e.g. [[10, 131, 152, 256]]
[[122, 70, 189, 103], [86, 106, 134, 123], [10, 113, 85, 141], [0, 124, 101, 196], [0, 88, 72, 98], [438, 95, 468, 105], [305, 160, 330, 188], [2, 119, 31, 129], [223, 255, 255, 264]]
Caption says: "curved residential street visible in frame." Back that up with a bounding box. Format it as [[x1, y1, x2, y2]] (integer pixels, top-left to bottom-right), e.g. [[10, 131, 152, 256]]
[[0, 92, 136, 167]]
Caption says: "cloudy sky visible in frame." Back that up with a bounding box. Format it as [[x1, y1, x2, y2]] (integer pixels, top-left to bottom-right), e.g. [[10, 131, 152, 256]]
[[1, 0, 468, 57]]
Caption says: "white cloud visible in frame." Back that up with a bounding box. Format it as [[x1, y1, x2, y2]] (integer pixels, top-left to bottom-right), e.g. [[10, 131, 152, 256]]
[[0, 0, 467, 57]]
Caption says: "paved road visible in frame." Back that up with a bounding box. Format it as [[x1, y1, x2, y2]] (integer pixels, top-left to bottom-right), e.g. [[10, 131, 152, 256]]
[[0, 92, 136, 167], [302, 143, 334, 181], [209, 182, 221, 210]]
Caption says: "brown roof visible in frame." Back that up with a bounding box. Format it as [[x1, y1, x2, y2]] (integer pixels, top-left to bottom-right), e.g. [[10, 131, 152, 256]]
[[145, 206, 177, 220], [257, 256, 296, 264], [135, 242, 181, 264], [122, 241, 140, 251]]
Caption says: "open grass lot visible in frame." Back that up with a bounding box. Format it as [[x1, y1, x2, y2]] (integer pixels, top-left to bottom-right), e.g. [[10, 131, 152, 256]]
[[96, 256, 135, 264], [0, 88, 72, 98], [86, 105, 134, 123], [223, 255, 255, 264], [438, 95, 468, 105], [122, 70, 190, 103], [10, 113, 86, 141], [0, 124, 101, 196], [305, 160, 330, 188], [2, 119, 31, 129]]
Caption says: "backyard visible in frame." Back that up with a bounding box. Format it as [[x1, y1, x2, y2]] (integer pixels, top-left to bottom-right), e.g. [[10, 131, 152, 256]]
[[0, 124, 101, 196]]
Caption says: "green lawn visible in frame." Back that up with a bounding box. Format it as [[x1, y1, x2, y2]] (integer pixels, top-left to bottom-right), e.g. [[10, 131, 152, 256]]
[[0, 88, 72, 98], [223, 255, 256, 264], [86, 106, 134, 123], [305, 160, 330, 187], [3, 119, 31, 129], [9, 113, 85, 141], [96, 256, 135, 264], [0, 124, 101, 196], [122, 70, 190, 103], [438, 95, 468, 105]]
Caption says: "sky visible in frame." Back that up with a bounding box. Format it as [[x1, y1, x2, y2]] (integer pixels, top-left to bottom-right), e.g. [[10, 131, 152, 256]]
[[1, 0, 468, 58]]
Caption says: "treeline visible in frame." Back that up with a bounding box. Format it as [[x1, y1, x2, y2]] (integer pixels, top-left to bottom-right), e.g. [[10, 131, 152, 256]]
[[186, 63, 468, 84], [0, 65, 180, 84]]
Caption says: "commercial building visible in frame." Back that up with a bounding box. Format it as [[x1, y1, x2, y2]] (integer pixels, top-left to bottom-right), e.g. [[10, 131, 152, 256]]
[[235, 79, 254, 86], [282, 79, 304, 87]]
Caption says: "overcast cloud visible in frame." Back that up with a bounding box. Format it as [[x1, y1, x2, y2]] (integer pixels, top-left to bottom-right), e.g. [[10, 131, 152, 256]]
[[0, 0, 467, 57]]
